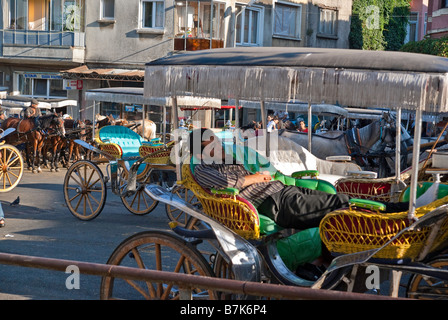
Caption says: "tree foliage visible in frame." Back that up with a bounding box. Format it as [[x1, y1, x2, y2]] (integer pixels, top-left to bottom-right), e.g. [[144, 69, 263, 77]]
[[349, 0, 411, 51], [400, 36, 448, 57]]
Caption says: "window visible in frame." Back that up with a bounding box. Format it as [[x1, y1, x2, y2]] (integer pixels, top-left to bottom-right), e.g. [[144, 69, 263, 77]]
[[8, 0, 84, 31], [405, 12, 419, 43], [424, 12, 427, 36], [101, 0, 115, 20], [236, 6, 262, 46], [273, 2, 301, 40], [212, 2, 225, 39], [443, 0, 448, 8], [174, 0, 225, 50], [318, 8, 337, 37], [9, 0, 27, 29], [141, 0, 164, 29], [175, 0, 222, 39], [17, 73, 65, 99]]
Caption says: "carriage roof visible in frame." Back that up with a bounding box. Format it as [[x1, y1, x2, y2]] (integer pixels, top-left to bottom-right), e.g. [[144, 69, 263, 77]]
[[1, 96, 76, 110], [85, 87, 221, 109], [228, 99, 349, 117], [144, 47, 448, 113]]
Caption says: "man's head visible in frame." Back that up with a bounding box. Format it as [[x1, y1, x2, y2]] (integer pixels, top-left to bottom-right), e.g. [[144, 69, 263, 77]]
[[31, 99, 38, 108], [188, 128, 226, 163]]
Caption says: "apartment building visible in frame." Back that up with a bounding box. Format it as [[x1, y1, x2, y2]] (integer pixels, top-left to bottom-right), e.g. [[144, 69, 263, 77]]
[[427, 0, 448, 38], [0, 0, 353, 123]]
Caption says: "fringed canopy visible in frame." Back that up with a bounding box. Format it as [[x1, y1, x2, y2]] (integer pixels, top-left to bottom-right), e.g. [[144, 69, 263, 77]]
[[85, 87, 221, 108], [144, 47, 448, 112]]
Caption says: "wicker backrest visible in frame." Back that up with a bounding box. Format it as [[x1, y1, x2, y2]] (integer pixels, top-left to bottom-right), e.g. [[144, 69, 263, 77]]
[[335, 177, 406, 202], [139, 140, 175, 165], [181, 161, 261, 240], [320, 194, 448, 260]]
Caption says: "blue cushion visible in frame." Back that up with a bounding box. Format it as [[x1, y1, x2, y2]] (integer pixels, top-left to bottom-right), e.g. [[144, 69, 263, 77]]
[[99, 126, 143, 157]]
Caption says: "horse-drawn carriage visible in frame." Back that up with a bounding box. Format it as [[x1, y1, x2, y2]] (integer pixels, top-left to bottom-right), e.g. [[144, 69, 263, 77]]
[[63, 91, 222, 221], [63, 122, 175, 220], [90, 47, 448, 299]]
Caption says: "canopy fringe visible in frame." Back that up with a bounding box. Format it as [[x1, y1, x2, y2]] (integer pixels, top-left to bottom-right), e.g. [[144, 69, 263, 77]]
[[144, 66, 448, 112]]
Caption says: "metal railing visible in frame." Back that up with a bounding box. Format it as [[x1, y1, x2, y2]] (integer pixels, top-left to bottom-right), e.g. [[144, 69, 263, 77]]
[[2, 29, 85, 47], [0, 252, 408, 300]]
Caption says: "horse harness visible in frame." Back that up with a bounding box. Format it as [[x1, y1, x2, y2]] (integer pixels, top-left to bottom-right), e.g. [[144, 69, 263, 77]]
[[17, 115, 64, 138], [344, 127, 368, 166]]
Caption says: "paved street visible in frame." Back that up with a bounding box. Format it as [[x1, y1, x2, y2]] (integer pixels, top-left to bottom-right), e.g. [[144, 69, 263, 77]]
[[0, 164, 171, 300]]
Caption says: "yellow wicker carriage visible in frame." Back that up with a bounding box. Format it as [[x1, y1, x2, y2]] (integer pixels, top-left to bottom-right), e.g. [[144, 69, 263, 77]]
[[320, 182, 448, 260]]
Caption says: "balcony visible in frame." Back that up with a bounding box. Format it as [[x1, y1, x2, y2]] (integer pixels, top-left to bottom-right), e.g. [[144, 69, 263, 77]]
[[1, 29, 85, 63]]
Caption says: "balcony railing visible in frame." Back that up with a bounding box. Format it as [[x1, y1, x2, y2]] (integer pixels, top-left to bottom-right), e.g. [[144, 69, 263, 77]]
[[2, 29, 85, 47]]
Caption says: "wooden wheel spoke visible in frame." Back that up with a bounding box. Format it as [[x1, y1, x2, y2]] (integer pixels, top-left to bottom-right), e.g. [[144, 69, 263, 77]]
[[87, 192, 101, 206], [87, 177, 102, 190], [123, 279, 152, 299], [73, 193, 85, 212], [68, 192, 81, 203], [70, 171, 84, 188], [129, 191, 139, 207], [84, 192, 95, 214], [141, 192, 150, 209], [130, 248, 157, 298], [5, 173, 13, 186], [161, 255, 186, 300], [7, 171, 19, 179]]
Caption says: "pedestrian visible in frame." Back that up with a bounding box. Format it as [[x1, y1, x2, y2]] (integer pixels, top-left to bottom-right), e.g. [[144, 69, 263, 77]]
[[267, 115, 279, 133], [0, 203, 5, 227], [278, 111, 289, 129], [296, 119, 308, 133]]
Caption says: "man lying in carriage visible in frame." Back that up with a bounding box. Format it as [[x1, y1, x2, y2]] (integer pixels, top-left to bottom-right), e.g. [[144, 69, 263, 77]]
[[188, 128, 433, 230]]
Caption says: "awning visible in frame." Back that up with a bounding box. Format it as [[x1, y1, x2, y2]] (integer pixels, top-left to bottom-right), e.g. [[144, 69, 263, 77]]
[[229, 99, 348, 116], [85, 87, 221, 108], [62, 65, 145, 82], [1, 96, 77, 109]]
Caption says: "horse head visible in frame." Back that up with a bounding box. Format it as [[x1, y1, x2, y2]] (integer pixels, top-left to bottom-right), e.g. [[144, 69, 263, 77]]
[[95, 114, 113, 128], [46, 113, 66, 137], [378, 112, 397, 148]]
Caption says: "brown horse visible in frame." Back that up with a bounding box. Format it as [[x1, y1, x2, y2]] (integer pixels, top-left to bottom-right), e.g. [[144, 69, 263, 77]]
[[61, 119, 88, 168], [42, 118, 90, 171], [2, 114, 65, 173]]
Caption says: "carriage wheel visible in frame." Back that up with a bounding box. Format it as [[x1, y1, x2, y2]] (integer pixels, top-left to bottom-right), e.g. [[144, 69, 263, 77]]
[[0, 145, 24, 192], [100, 230, 218, 300], [407, 258, 448, 299], [165, 185, 201, 227], [63, 160, 107, 221], [119, 170, 159, 216]]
